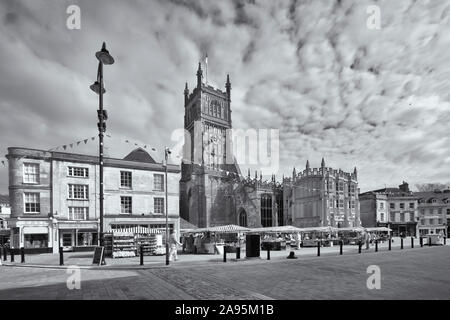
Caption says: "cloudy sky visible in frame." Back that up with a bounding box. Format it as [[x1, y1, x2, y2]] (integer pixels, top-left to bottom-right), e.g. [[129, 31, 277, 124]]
[[1, 0, 450, 194]]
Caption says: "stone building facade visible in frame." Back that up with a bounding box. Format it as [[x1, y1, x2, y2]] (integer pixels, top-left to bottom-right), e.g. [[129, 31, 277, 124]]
[[6, 147, 180, 252], [359, 182, 419, 236], [414, 190, 449, 236], [283, 159, 361, 228]]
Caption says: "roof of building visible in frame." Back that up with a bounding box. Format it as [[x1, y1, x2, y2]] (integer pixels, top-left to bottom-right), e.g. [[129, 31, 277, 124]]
[[0, 194, 9, 205], [123, 148, 157, 164], [180, 217, 198, 230], [7, 147, 180, 173], [414, 190, 450, 203]]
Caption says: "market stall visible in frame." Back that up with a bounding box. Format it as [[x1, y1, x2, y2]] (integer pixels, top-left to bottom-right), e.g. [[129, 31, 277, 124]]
[[249, 226, 303, 250], [364, 227, 392, 243], [181, 224, 250, 254], [296, 226, 339, 247], [336, 227, 365, 245]]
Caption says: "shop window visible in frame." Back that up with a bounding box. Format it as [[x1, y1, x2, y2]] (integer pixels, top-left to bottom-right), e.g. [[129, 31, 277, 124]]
[[24, 234, 48, 248], [154, 197, 164, 214], [154, 174, 164, 191], [121, 196, 132, 214], [120, 171, 132, 188], [77, 232, 97, 246], [23, 163, 39, 184], [24, 193, 40, 213], [68, 167, 88, 178]]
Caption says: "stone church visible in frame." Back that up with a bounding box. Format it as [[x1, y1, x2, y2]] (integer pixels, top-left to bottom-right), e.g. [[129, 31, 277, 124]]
[[179, 64, 284, 228]]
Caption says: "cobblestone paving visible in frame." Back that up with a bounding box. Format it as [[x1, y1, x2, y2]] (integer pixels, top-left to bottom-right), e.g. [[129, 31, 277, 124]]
[[0, 246, 449, 299]]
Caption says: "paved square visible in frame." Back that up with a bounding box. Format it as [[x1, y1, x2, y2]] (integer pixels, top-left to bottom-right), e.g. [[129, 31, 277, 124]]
[[0, 246, 449, 299]]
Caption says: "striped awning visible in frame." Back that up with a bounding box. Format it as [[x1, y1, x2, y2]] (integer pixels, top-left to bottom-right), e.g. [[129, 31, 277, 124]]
[[250, 225, 303, 233], [365, 227, 392, 232], [182, 224, 250, 234], [108, 225, 163, 234]]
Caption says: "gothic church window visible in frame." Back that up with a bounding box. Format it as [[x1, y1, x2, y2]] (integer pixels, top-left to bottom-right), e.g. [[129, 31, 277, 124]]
[[261, 194, 272, 227]]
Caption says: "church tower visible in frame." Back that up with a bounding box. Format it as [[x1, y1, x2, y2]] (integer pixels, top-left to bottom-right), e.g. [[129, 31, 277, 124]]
[[180, 63, 239, 227]]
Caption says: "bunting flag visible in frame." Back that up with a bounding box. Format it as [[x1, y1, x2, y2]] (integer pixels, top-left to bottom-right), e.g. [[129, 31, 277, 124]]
[[1, 160, 5, 166], [84, 139, 88, 144]]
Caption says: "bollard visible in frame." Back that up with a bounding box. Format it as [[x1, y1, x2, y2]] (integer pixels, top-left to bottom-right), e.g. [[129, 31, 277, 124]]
[[420, 237, 423, 247], [236, 247, 240, 260], [444, 237, 447, 245], [267, 245, 271, 260], [140, 245, 144, 266], [388, 237, 391, 251], [59, 247, 64, 266], [0, 247, 3, 262], [339, 240, 343, 255], [358, 241, 362, 254], [411, 237, 414, 249], [401, 238, 404, 250], [317, 241, 321, 257], [375, 240, 378, 252], [428, 237, 432, 247], [10, 248, 14, 262], [223, 246, 227, 262], [2, 246, 6, 261], [20, 247, 25, 263]]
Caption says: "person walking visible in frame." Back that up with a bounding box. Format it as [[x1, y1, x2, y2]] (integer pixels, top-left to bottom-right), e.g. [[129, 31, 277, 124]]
[[169, 230, 182, 262]]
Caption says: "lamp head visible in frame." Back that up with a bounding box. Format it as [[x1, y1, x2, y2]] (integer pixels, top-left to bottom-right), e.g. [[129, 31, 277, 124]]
[[95, 42, 115, 65], [90, 81, 105, 94]]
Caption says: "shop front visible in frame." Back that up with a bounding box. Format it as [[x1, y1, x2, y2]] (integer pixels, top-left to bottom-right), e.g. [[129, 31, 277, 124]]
[[388, 222, 417, 237], [58, 221, 99, 252], [6, 218, 57, 253]]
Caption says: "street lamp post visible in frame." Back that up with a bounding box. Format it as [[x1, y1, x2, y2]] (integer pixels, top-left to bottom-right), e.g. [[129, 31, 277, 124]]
[[90, 42, 114, 265], [165, 147, 171, 266]]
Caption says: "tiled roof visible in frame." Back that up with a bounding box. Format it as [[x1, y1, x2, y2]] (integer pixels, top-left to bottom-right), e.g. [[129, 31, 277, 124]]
[[123, 148, 157, 164], [414, 191, 450, 203]]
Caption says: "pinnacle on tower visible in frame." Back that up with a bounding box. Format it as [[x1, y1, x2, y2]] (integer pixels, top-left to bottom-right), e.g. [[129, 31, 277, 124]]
[[255, 170, 258, 180], [293, 167, 296, 178], [321, 157, 325, 168], [226, 74, 231, 99], [184, 82, 189, 106], [354, 166, 358, 178], [306, 160, 310, 171], [248, 168, 251, 178], [260, 171, 262, 181], [196, 62, 203, 88]]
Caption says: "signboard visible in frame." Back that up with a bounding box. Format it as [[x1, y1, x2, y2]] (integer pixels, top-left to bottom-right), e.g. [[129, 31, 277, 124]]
[[92, 246, 104, 265]]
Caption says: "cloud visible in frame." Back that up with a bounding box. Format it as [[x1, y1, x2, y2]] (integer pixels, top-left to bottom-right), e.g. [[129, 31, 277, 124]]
[[0, 0, 450, 193]]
